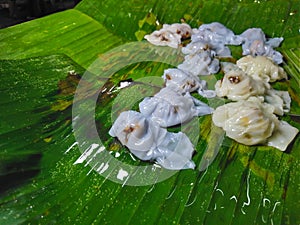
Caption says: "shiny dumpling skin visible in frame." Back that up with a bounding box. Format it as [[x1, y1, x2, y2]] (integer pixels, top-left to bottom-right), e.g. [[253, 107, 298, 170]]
[[220, 61, 290, 116], [154, 131, 195, 170], [191, 22, 243, 46], [109, 110, 166, 154], [237, 55, 287, 84], [181, 41, 212, 55], [182, 40, 231, 58], [109, 110, 195, 169], [215, 68, 266, 101], [139, 87, 212, 127], [162, 68, 216, 98], [239, 28, 284, 64], [144, 23, 192, 48], [162, 68, 206, 93], [178, 51, 220, 76], [267, 120, 299, 151], [212, 97, 279, 145], [162, 23, 193, 39]]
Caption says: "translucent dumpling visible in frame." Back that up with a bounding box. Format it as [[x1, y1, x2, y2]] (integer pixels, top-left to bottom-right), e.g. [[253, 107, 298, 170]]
[[109, 110, 195, 169], [191, 22, 243, 46], [109, 110, 166, 153], [144, 30, 181, 49], [212, 97, 279, 145], [239, 28, 284, 64], [212, 97, 298, 151], [237, 55, 287, 85], [215, 67, 266, 101], [178, 51, 220, 76], [162, 68, 216, 97], [144, 23, 192, 48], [162, 68, 203, 93], [182, 40, 231, 58], [139, 87, 213, 127], [162, 23, 193, 40], [219, 59, 291, 116]]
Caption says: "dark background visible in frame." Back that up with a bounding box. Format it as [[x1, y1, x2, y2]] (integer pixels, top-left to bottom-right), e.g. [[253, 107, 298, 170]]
[[0, 0, 81, 28]]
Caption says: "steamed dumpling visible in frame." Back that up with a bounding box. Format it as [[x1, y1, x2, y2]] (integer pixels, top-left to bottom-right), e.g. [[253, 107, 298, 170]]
[[237, 55, 287, 85], [212, 97, 279, 145], [162, 68, 216, 97], [109, 110, 195, 169], [191, 22, 243, 46], [239, 28, 284, 64], [162, 68, 203, 93], [162, 23, 192, 39], [144, 23, 192, 48], [215, 67, 266, 101], [219, 59, 291, 116], [212, 97, 298, 151], [182, 40, 231, 58], [139, 87, 213, 127], [178, 51, 220, 76]]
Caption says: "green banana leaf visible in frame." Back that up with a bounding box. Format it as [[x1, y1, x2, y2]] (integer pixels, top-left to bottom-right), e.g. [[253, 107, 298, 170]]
[[1, 0, 300, 224]]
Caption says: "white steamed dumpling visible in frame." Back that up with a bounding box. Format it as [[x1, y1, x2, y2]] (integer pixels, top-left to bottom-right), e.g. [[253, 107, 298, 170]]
[[162, 68, 203, 93], [215, 67, 266, 101], [191, 22, 243, 46], [144, 23, 192, 48], [182, 40, 231, 57], [239, 28, 284, 64], [212, 97, 279, 145], [178, 51, 220, 76], [139, 87, 213, 127], [162, 68, 215, 98], [212, 97, 298, 151], [237, 55, 287, 85], [109, 110, 195, 169]]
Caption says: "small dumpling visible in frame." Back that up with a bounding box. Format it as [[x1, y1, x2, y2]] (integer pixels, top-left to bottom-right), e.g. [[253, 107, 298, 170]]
[[215, 67, 266, 101], [189, 22, 242, 59], [144, 30, 181, 48], [182, 40, 231, 58], [139, 87, 213, 127], [109, 110, 195, 169], [162, 23, 193, 39], [212, 97, 298, 151], [181, 41, 212, 55], [219, 59, 291, 116], [192, 22, 243, 46], [237, 55, 287, 84], [144, 23, 192, 48], [109, 110, 165, 153], [162, 68, 215, 98], [178, 50, 220, 76], [212, 97, 279, 145], [239, 28, 284, 64], [162, 68, 203, 93]]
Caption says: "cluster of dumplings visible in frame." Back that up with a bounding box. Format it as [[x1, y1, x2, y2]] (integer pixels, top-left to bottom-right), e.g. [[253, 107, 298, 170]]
[[213, 55, 298, 151], [109, 21, 298, 170]]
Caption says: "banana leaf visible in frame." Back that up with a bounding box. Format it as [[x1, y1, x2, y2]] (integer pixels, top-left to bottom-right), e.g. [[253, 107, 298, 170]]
[[0, 0, 300, 224]]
